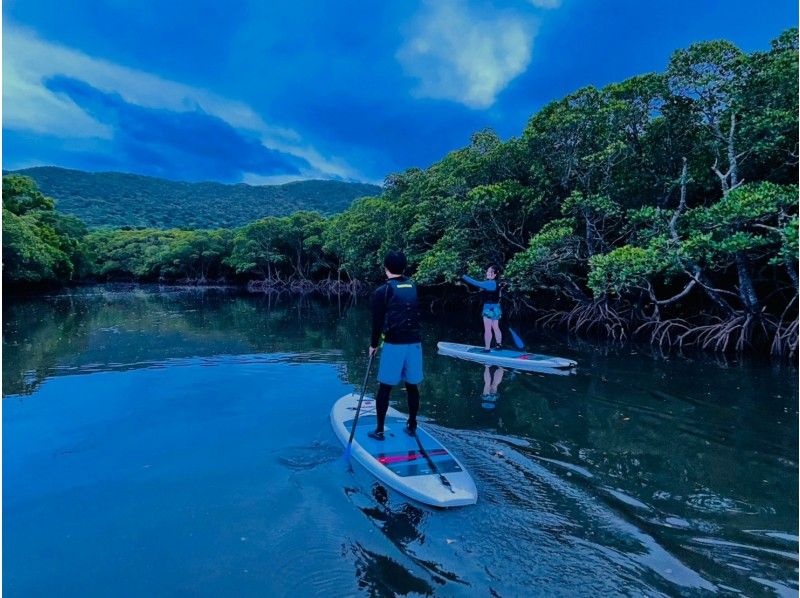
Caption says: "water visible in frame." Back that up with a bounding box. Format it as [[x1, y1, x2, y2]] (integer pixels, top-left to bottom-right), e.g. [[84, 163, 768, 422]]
[[3, 286, 798, 597]]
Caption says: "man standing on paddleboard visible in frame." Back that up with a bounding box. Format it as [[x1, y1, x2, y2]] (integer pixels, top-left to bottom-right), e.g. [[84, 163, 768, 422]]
[[367, 250, 423, 441]]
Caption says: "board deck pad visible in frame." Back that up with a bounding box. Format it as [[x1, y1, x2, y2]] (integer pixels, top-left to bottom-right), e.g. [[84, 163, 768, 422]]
[[466, 347, 560, 361], [437, 342, 577, 371], [344, 414, 464, 477], [331, 394, 477, 507]]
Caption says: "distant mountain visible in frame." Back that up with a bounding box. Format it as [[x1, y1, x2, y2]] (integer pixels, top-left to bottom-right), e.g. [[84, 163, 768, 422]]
[[8, 167, 382, 229]]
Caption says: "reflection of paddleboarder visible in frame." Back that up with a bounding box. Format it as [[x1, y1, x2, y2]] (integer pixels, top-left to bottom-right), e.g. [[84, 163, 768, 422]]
[[481, 365, 505, 411], [368, 484, 425, 547]]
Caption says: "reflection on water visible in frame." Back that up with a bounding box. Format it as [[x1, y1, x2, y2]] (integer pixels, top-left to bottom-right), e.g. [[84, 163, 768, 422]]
[[481, 365, 504, 411], [3, 286, 798, 596]]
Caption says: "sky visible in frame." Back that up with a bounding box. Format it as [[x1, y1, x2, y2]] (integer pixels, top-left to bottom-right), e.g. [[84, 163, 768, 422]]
[[3, 0, 797, 185]]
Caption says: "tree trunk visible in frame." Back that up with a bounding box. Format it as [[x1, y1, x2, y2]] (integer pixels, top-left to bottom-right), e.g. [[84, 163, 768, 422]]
[[785, 257, 799, 292], [669, 158, 688, 237], [296, 250, 303, 278], [735, 252, 760, 314], [584, 213, 595, 256], [727, 112, 738, 189], [689, 265, 735, 315]]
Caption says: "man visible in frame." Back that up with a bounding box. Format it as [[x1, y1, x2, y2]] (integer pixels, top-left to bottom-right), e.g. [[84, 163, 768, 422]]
[[367, 250, 422, 440]]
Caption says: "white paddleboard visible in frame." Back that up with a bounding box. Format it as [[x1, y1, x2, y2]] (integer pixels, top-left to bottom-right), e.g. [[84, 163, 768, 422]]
[[437, 341, 577, 370], [331, 393, 477, 508]]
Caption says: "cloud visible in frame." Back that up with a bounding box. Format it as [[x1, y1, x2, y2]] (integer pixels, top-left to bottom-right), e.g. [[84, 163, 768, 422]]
[[3, 53, 113, 139], [529, 0, 561, 8], [43, 76, 309, 182], [397, 1, 536, 109], [3, 25, 367, 181], [241, 173, 312, 186]]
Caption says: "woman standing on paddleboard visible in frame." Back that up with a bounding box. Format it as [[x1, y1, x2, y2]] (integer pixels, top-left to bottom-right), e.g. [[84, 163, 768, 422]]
[[461, 264, 503, 352]]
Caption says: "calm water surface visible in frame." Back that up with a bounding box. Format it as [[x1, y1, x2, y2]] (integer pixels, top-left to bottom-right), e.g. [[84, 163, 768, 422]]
[[3, 287, 798, 597]]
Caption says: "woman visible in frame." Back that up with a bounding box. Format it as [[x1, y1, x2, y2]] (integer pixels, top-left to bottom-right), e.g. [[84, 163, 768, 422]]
[[462, 264, 503, 352]]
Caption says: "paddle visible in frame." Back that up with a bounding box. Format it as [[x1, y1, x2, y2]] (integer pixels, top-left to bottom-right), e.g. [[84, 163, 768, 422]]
[[343, 352, 375, 463], [507, 325, 525, 350], [410, 429, 455, 494], [498, 283, 526, 350]]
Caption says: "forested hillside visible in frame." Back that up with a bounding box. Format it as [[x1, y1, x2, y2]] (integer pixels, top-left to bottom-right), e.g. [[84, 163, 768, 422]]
[[7, 167, 380, 228]]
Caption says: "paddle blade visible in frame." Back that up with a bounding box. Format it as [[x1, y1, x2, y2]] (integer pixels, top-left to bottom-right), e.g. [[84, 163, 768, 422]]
[[342, 444, 357, 472], [509, 326, 525, 349]]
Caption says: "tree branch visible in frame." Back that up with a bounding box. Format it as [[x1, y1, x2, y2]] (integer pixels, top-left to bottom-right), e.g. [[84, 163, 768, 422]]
[[655, 279, 697, 305]]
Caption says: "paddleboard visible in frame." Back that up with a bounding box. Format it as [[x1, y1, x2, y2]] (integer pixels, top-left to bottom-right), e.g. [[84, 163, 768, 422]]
[[437, 341, 577, 370], [331, 393, 477, 508]]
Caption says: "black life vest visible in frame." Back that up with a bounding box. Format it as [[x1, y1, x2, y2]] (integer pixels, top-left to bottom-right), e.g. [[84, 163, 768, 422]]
[[481, 281, 501, 304], [383, 277, 421, 337]]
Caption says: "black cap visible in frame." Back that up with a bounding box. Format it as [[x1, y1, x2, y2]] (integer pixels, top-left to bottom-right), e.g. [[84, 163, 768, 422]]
[[383, 250, 407, 275]]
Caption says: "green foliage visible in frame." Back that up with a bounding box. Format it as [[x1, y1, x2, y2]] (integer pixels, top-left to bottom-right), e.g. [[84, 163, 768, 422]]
[[588, 241, 679, 296], [504, 219, 580, 292], [3, 209, 71, 282], [561, 191, 621, 219], [626, 206, 673, 242], [682, 182, 797, 265], [2, 176, 87, 284], [3, 175, 55, 215], [701, 182, 795, 223], [740, 29, 798, 173], [415, 229, 470, 285], [158, 229, 234, 280], [86, 229, 183, 279], [321, 197, 397, 281], [274, 211, 328, 278], [227, 217, 290, 278], [771, 216, 799, 267], [667, 40, 747, 122]]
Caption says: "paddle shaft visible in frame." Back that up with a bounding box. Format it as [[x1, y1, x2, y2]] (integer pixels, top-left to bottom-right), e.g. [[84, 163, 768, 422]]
[[507, 325, 525, 350], [497, 287, 525, 350], [412, 429, 455, 494], [346, 353, 375, 451]]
